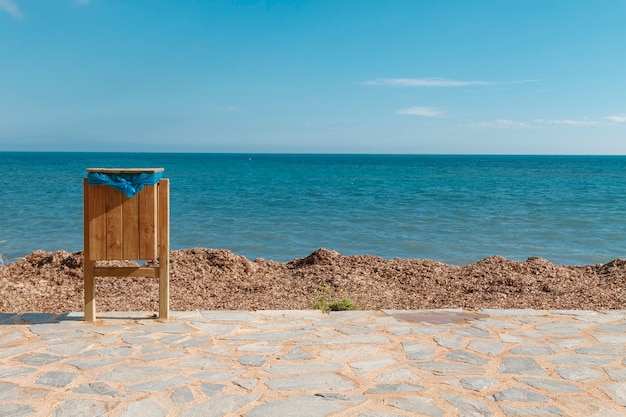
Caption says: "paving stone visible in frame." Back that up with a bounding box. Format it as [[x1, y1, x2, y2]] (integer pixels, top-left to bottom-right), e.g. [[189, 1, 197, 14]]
[[126, 376, 192, 392], [535, 321, 588, 336], [0, 330, 24, 345], [387, 396, 445, 417], [19, 313, 57, 324], [499, 334, 524, 343], [201, 383, 226, 397], [205, 346, 232, 357], [120, 398, 167, 417], [281, 347, 313, 360], [237, 342, 282, 353], [467, 341, 504, 355], [434, 335, 464, 349], [596, 323, 626, 333], [447, 349, 488, 366], [605, 367, 626, 382], [237, 355, 267, 367], [459, 377, 499, 392], [173, 356, 230, 370], [82, 346, 134, 357], [50, 399, 109, 417], [246, 394, 363, 417], [296, 334, 390, 345], [67, 358, 124, 370], [515, 377, 581, 393], [452, 326, 492, 338], [266, 363, 342, 374], [256, 310, 324, 319], [513, 330, 548, 339], [366, 383, 424, 394], [266, 373, 354, 391], [402, 342, 437, 360], [136, 321, 196, 335], [499, 405, 563, 416], [576, 345, 625, 356], [472, 318, 521, 329], [548, 338, 587, 348], [414, 361, 484, 376], [227, 329, 313, 341], [375, 369, 420, 383], [0, 404, 35, 417], [193, 370, 245, 381], [160, 334, 186, 344], [599, 384, 626, 406], [443, 393, 493, 416], [0, 382, 48, 401], [547, 355, 612, 366], [180, 393, 260, 417], [350, 357, 396, 374], [142, 350, 185, 361], [72, 382, 122, 397], [172, 335, 213, 348], [200, 311, 256, 322], [594, 334, 626, 344], [509, 345, 558, 356], [492, 388, 549, 403], [121, 335, 152, 345], [0, 367, 36, 378], [97, 365, 174, 382], [36, 371, 77, 388], [498, 357, 546, 376], [556, 367, 603, 381], [556, 395, 624, 417], [48, 342, 92, 355], [15, 352, 63, 366], [190, 323, 239, 335], [171, 386, 195, 404], [479, 309, 544, 317], [234, 378, 258, 390]]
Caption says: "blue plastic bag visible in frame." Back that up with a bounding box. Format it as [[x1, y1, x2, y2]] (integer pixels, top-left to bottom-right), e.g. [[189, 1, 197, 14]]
[[87, 172, 163, 198]]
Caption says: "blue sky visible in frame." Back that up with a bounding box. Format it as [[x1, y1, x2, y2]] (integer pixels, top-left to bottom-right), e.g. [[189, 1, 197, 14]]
[[1, 0, 625, 154]]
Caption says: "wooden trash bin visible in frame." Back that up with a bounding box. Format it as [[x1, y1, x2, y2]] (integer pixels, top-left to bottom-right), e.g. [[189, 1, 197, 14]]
[[83, 168, 169, 322]]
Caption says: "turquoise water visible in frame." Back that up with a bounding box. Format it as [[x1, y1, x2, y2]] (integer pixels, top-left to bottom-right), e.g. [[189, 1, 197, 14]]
[[1, 152, 625, 265]]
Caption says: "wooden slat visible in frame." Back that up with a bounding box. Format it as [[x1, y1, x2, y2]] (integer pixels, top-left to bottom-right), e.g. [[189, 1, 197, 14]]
[[158, 179, 170, 319], [138, 184, 158, 259], [122, 193, 140, 259], [93, 266, 158, 278], [105, 187, 124, 260], [87, 183, 107, 260]]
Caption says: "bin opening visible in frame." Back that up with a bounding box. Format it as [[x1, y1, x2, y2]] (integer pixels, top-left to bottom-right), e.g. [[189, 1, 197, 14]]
[[87, 168, 164, 198]]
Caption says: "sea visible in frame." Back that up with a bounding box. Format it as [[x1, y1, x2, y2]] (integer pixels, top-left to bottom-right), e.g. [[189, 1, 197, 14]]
[[1, 152, 625, 266]]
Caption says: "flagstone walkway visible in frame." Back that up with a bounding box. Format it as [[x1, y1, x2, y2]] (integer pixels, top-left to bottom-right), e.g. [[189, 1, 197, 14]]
[[1, 309, 625, 416]]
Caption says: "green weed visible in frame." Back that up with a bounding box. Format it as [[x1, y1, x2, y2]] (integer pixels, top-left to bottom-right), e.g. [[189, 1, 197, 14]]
[[314, 283, 360, 313]]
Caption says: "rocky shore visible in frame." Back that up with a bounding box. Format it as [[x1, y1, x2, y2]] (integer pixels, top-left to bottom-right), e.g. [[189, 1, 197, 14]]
[[1, 248, 625, 313]]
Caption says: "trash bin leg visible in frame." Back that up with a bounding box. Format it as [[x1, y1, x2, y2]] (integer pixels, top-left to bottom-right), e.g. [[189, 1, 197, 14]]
[[84, 260, 96, 322], [158, 178, 170, 319]]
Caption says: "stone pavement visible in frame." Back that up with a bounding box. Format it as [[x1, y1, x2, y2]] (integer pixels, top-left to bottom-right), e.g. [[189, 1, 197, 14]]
[[1, 309, 626, 417]]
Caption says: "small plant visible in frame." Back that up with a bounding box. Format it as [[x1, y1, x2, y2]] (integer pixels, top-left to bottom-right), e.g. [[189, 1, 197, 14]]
[[314, 283, 360, 313]]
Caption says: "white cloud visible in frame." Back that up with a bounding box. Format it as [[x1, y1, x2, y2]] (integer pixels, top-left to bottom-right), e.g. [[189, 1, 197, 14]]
[[0, 0, 22, 19], [534, 118, 607, 127], [606, 114, 626, 123], [397, 106, 444, 117], [462, 119, 531, 129], [362, 78, 537, 88]]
